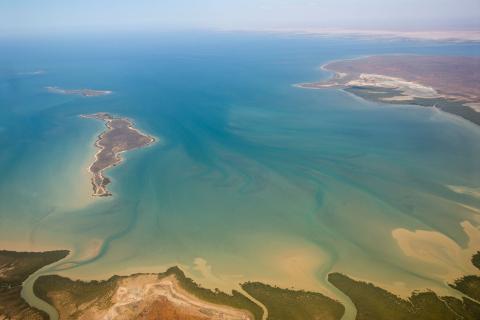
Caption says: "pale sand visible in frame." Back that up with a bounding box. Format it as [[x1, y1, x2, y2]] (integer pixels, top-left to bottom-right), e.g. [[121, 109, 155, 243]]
[[297, 72, 443, 102], [69, 274, 253, 320], [381, 96, 415, 102], [163, 236, 335, 298], [348, 74, 441, 99], [465, 103, 480, 112], [57, 133, 102, 208], [448, 185, 480, 198], [53, 239, 104, 272], [392, 221, 480, 283], [270, 246, 329, 292]]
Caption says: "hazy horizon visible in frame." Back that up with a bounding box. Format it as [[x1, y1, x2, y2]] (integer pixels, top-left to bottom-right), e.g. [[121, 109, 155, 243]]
[[1, 0, 479, 36]]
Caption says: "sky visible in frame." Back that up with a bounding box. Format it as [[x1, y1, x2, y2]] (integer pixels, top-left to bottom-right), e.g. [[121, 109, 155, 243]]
[[1, 0, 479, 35]]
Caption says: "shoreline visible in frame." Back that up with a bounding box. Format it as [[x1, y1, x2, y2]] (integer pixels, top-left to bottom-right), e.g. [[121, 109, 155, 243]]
[[3, 248, 479, 320], [295, 54, 480, 126]]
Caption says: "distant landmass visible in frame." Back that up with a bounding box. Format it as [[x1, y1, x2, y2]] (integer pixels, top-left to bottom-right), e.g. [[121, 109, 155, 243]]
[[297, 55, 480, 125], [81, 113, 156, 197], [238, 29, 480, 42]]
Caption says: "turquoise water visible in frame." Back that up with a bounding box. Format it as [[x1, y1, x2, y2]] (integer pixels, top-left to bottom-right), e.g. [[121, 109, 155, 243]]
[[1, 32, 480, 310]]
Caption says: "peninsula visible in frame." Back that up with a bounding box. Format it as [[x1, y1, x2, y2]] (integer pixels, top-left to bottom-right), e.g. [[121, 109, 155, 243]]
[[34, 267, 261, 320], [297, 55, 480, 125], [33, 266, 344, 320], [81, 113, 155, 197], [46, 86, 112, 97]]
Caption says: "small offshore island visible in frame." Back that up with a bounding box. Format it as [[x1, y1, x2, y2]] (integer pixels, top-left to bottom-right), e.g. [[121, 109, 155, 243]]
[[297, 55, 480, 125], [46, 86, 112, 97], [81, 113, 156, 197]]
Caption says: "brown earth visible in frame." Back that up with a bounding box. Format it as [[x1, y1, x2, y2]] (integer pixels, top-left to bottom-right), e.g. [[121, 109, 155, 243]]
[[81, 113, 155, 197], [322, 55, 480, 101]]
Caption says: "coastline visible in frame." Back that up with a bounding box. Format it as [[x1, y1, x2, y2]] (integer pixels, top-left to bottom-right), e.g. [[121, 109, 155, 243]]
[[295, 55, 480, 126], [3, 248, 479, 320]]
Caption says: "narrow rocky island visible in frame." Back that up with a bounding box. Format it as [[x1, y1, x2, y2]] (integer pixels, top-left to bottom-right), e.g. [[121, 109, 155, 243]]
[[46, 86, 112, 97], [81, 113, 155, 197], [297, 55, 480, 125]]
